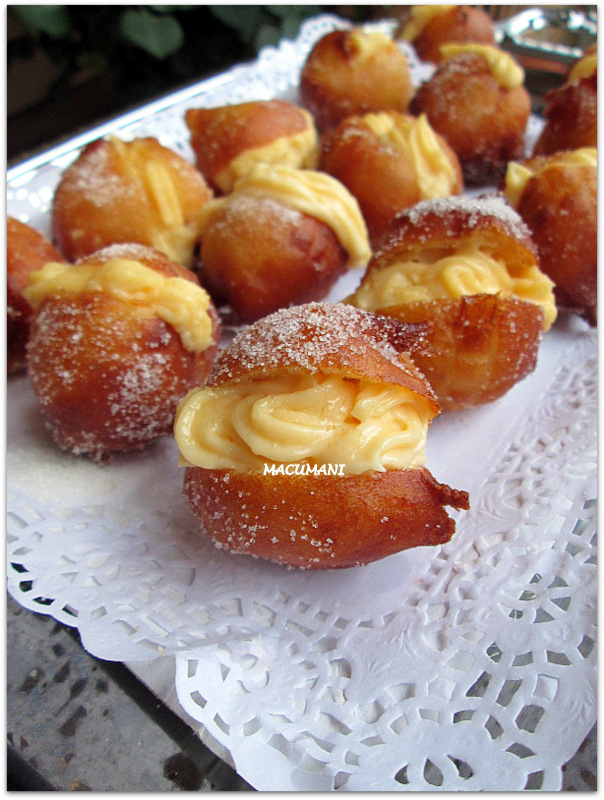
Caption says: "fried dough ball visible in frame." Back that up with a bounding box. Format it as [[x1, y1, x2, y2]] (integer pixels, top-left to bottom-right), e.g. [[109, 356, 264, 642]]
[[346, 196, 557, 411], [503, 148, 597, 326], [299, 27, 413, 132], [175, 302, 469, 569], [25, 243, 220, 461], [52, 136, 213, 266], [532, 51, 597, 156], [410, 44, 531, 185], [318, 111, 463, 248], [196, 164, 371, 323], [185, 99, 318, 195], [7, 217, 63, 375], [399, 5, 496, 64]]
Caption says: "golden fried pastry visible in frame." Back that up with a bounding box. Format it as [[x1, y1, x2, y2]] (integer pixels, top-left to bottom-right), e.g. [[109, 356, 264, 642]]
[[567, 44, 597, 84], [7, 217, 63, 375], [318, 111, 463, 247], [299, 27, 413, 132], [532, 49, 597, 156], [410, 44, 531, 185], [347, 196, 557, 411], [504, 148, 597, 325], [25, 243, 220, 461], [52, 136, 213, 266], [185, 99, 318, 195], [175, 302, 469, 569], [196, 164, 371, 323], [399, 5, 496, 63]]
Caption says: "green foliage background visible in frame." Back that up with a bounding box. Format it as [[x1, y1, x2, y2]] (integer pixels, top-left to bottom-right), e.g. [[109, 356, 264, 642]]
[[8, 5, 370, 107]]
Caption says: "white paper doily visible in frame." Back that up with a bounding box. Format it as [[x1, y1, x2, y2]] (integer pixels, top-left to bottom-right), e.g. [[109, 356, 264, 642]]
[[7, 15, 597, 792]]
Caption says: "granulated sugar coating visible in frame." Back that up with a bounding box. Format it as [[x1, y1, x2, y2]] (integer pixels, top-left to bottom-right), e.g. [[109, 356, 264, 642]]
[[403, 195, 532, 241], [208, 301, 435, 401], [25, 244, 220, 462], [184, 466, 469, 570], [179, 301, 472, 569]]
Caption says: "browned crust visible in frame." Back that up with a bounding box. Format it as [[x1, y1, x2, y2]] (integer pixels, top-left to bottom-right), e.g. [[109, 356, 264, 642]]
[[26, 244, 220, 461], [207, 302, 440, 418], [404, 6, 495, 64], [52, 136, 213, 262], [183, 466, 469, 569], [7, 217, 63, 375], [375, 294, 543, 411], [318, 113, 462, 248], [368, 195, 538, 278], [516, 160, 597, 325], [300, 28, 413, 132], [185, 100, 313, 193], [532, 72, 597, 156], [410, 52, 530, 185], [197, 196, 349, 323]]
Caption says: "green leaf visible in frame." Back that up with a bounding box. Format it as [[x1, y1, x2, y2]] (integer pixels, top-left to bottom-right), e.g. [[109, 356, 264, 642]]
[[280, 13, 306, 41], [119, 9, 184, 60], [12, 5, 71, 37], [268, 5, 320, 21], [208, 5, 263, 42], [148, 5, 195, 13], [254, 22, 281, 51]]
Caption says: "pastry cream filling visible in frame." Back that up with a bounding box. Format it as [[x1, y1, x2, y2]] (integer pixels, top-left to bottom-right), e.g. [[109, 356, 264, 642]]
[[568, 51, 597, 83], [112, 137, 202, 266], [401, 5, 453, 41], [213, 110, 318, 193], [200, 164, 371, 269], [504, 147, 598, 208], [175, 373, 430, 475], [24, 258, 214, 353], [349, 30, 396, 59], [348, 243, 557, 330], [440, 43, 525, 88], [362, 112, 458, 198]]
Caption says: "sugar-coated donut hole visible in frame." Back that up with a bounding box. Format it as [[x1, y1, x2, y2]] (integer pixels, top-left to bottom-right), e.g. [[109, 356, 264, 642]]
[[197, 195, 349, 323], [26, 244, 220, 461], [7, 217, 63, 375], [52, 136, 213, 266], [300, 28, 414, 132]]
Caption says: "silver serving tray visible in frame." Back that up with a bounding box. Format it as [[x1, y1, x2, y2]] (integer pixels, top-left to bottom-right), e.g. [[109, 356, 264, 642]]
[[497, 7, 597, 73]]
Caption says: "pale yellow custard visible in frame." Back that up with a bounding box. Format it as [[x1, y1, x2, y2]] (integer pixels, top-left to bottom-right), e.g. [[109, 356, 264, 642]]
[[362, 112, 459, 198], [401, 5, 453, 41], [175, 373, 431, 475], [24, 258, 214, 353], [439, 43, 525, 88], [504, 147, 598, 209], [348, 29, 397, 60], [199, 164, 371, 269], [348, 242, 557, 330], [568, 51, 597, 83], [213, 109, 318, 193], [111, 138, 203, 267]]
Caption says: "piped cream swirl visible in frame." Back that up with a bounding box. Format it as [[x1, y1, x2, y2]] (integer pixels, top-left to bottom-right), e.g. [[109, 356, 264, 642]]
[[440, 43, 525, 88], [175, 373, 430, 475], [348, 242, 557, 331], [199, 164, 371, 269], [24, 258, 214, 353], [361, 112, 459, 198]]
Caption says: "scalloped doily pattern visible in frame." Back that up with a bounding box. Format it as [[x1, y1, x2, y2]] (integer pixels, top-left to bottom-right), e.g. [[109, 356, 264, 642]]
[[169, 336, 598, 792], [7, 15, 597, 792]]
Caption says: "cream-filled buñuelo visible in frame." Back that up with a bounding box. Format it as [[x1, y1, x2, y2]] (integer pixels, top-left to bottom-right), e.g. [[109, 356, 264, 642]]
[[175, 302, 469, 570], [25, 243, 220, 461], [346, 196, 556, 411]]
